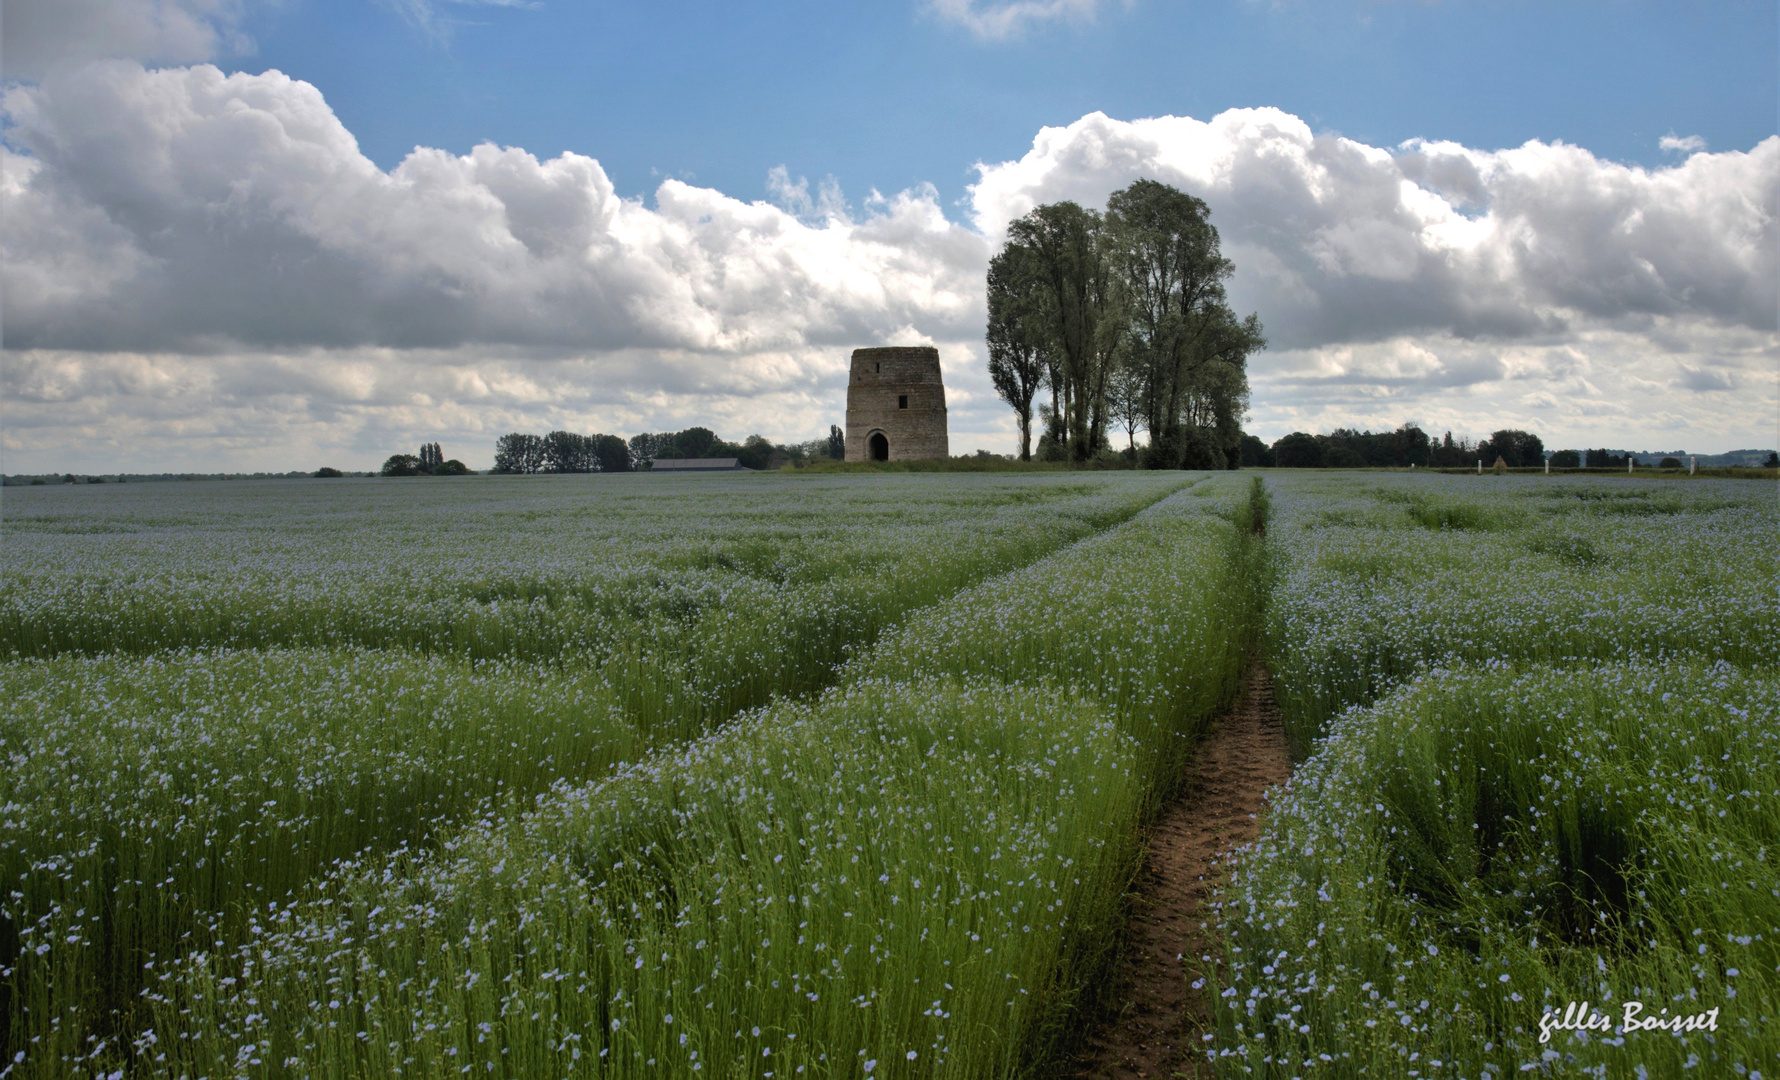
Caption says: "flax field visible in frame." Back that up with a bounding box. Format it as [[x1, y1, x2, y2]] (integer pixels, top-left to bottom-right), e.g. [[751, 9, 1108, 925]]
[[2, 471, 1258, 1078], [1211, 473, 1779, 1079], [3, 470, 1773, 1080]]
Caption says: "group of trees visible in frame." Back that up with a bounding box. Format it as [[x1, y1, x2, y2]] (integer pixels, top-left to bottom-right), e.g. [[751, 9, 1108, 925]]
[[492, 425, 848, 474], [986, 179, 1265, 468], [1254, 426, 1432, 469], [1241, 426, 1549, 469], [634, 425, 846, 470], [381, 443, 470, 476], [1477, 430, 1546, 468], [492, 431, 631, 474]]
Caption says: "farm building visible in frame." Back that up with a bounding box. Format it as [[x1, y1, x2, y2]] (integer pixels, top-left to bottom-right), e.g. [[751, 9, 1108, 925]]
[[650, 458, 751, 471]]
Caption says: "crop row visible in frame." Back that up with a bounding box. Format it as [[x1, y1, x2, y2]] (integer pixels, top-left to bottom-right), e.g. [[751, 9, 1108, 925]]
[[1, 649, 645, 1066], [1212, 474, 1779, 1077], [3, 475, 1188, 740], [1261, 475, 1778, 752], [1, 474, 1185, 661], [2, 473, 1198, 1072], [1213, 663, 1779, 1077], [49, 476, 1260, 1078]]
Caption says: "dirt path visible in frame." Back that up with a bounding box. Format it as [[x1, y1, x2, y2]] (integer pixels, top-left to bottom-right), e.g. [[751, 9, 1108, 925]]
[[1072, 661, 1293, 1079]]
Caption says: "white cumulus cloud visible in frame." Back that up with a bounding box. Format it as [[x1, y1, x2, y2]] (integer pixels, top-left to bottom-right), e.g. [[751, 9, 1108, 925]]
[[969, 109, 1775, 347], [968, 109, 1776, 446], [2, 66, 1773, 471], [1, 63, 988, 356]]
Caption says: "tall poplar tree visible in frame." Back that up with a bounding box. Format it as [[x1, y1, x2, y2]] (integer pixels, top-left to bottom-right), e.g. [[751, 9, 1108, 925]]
[[1104, 180, 1252, 466], [985, 243, 1047, 461], [1005, 201, 1124, 460]]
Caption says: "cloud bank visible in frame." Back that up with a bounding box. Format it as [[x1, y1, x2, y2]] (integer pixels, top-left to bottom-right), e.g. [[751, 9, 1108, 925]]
[[3, 63, 1773, 471], [0, 0, 250, 80], [970, 110, 1776, 450]]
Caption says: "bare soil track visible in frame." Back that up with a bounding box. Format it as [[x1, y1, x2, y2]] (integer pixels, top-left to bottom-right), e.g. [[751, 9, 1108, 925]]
[[1072, 661, 1293, 1079]]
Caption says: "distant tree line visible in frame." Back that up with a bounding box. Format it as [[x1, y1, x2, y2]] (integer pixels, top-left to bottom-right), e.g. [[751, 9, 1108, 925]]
[[381, 442, 470, 477], [491, 425, 848, 474], [490, 432, 631, 474], [1559, 448, 1682, 469], [1239, 427, 1549, 469], [1566, 449, 1779, 469], [986, 179, 1265, 468], [1229, 429, 1780, 472], [1568, 448, 1690, 469]]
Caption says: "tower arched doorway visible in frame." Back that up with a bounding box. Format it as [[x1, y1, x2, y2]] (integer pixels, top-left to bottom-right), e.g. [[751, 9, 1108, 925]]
[[869, 432, 889, 461]]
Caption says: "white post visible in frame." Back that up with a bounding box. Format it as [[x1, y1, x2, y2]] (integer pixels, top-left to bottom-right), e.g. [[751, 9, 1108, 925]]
[[1544, 457, 1550, 475], [1690, 456, 1696, 475], [1477, 460, 1482, 474], [1628, 458, 1634, 473]]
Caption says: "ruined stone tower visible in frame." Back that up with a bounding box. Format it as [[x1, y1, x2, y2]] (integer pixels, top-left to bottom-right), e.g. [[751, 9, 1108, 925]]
[[844, 347, 949, 462]]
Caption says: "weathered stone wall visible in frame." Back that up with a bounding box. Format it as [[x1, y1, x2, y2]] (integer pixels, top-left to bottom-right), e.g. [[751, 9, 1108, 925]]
[[844, 347, 949, 461]]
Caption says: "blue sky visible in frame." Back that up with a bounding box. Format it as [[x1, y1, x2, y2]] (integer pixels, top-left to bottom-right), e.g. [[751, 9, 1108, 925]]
[[2, 0, 1775, 470], [241, 0, 1775, 217]]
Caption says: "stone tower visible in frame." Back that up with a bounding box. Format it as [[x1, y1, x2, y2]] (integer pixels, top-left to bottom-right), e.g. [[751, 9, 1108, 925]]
[[845, 347, 949, 462]]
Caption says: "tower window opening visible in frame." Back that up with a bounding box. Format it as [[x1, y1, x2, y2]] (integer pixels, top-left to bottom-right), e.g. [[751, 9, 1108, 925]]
[[874, 362, 881, 373], [898, 395, 908, 409]]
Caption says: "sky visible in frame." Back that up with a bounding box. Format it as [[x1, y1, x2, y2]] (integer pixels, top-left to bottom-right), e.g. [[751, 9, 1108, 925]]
[[2, 0, 1775, 471]]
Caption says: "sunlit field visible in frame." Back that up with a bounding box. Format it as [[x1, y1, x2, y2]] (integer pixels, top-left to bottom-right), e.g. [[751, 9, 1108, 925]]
[[2, 471, 1773, 1078]]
